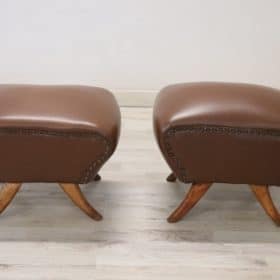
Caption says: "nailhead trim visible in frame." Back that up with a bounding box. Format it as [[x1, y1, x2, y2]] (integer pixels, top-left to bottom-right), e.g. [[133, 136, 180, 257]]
[[162, 124, 280, 183], [0, 127, 113, 184], [163, 127, 188, 182], [80, 134, 112, 183]]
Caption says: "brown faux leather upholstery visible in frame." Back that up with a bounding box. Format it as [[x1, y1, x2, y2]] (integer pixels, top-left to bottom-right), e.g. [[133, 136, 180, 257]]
[[0, 85, 121, 183], [154, 82, 280, 185]]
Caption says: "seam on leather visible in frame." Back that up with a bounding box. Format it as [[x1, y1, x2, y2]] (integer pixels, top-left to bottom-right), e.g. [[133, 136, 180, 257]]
[[162, 124, 280, 183], [0, 127, 113, 184]]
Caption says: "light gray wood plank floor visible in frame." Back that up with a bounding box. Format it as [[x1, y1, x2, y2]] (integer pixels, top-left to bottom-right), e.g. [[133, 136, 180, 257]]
[[0, 108, 280, 279]]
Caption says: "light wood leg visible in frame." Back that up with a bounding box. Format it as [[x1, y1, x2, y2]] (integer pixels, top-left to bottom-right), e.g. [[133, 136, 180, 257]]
[[59, 183, 103, 221], [0, 183, 22, 214], [250, 185, 280, 226], [168, 183, 212, 223]]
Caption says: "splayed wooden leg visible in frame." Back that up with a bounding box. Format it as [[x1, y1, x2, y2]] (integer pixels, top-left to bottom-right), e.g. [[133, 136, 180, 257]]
[[59, 183, 102, 221], [168, 183, 212, 223], [0, 183, 22, 214], [250, 185, 280, 226], [166, 173, 177, 182]]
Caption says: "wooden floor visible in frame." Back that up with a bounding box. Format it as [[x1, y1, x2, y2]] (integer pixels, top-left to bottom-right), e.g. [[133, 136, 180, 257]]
[[1, 108, 280, 279]]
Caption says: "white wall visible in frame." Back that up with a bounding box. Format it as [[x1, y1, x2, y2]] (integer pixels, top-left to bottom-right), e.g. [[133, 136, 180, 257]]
[[0, 0, 280, 94]]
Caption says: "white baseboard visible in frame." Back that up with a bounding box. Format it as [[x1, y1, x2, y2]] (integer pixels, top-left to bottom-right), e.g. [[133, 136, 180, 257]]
[[113, 90, 157, 107]]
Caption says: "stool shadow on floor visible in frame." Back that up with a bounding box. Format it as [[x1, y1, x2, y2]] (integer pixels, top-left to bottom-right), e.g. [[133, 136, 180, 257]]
[[0, 179, 280, 243], [165, 181, 280, 243]]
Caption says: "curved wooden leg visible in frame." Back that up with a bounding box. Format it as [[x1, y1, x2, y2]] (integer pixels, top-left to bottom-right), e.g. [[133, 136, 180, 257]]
[[168, 183, 212, 223], [0, 183, 22, 214], [250, 185, 280, 226], [59, 183, 103, 221], [166, 173, 177, 182]]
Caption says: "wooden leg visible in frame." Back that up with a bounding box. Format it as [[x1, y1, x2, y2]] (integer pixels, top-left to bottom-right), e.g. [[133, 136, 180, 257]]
[[0, 183, 22, 214], [166, 173, 177, 182], [250, 185, 280, 226], [59, 183, 103, 221], [168, 183, 212, 223]]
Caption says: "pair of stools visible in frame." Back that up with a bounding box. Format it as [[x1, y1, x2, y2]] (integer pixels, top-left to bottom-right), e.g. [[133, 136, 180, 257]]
[[0, 82, 280, 226]]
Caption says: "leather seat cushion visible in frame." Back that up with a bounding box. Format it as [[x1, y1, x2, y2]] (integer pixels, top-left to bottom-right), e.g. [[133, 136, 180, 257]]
[[0, 85, 121, 183], [154, 82, 280, 185]]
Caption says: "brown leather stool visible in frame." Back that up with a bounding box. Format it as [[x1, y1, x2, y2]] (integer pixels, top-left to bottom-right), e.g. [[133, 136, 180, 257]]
[[154, 82, 280, 225], [0, 85, 120, 221]]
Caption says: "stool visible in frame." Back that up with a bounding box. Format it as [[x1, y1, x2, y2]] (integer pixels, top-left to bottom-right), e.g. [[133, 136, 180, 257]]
[[0, 85, 120, 221], [154, 82, 280, 225]]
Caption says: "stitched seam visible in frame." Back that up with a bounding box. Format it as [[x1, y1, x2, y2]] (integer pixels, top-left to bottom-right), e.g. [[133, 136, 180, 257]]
[[0, 127, 113, 183], [163, 124, 280, 183]]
